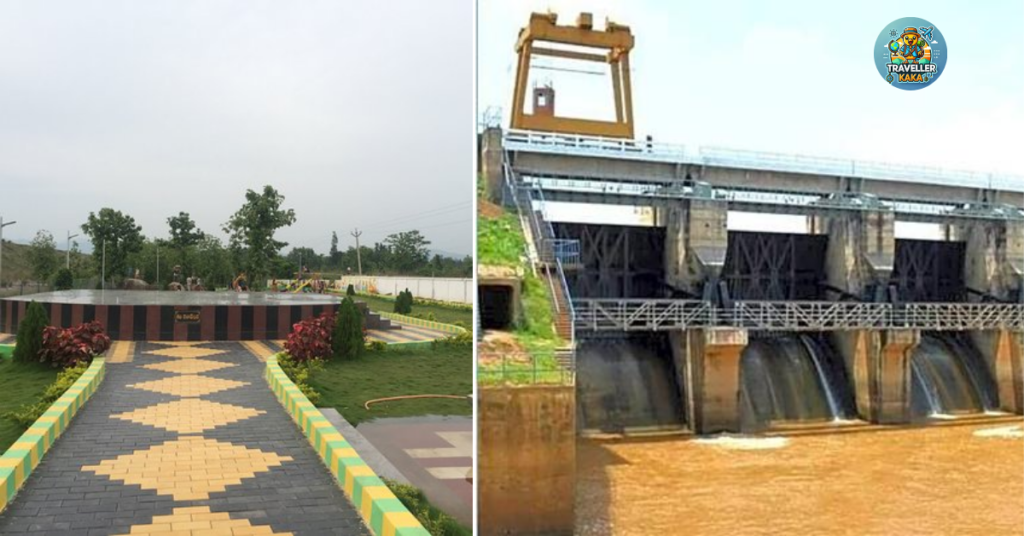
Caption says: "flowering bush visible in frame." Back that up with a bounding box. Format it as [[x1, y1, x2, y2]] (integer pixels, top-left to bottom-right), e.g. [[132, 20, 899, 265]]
[[285, 312, 335, 362], [40, 321, 111, 367]]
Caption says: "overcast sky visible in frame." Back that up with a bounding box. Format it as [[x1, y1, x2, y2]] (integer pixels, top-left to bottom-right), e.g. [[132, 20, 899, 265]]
[[480, 0, 1024, 175], [479, 0, 1023, 236], [0, 1, 473, 256]]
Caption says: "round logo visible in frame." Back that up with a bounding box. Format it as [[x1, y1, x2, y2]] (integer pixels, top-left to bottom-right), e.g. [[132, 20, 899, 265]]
[[874, 18, 946, 90]]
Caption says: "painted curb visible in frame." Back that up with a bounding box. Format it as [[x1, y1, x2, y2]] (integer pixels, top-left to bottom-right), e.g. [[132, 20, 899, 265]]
[[266, 356, 429, 536], [377, 312, 466, 335], [0, 358, 106, 513]]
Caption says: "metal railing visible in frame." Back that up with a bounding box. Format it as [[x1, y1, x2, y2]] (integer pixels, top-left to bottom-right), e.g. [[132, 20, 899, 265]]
[[572, 299, 1024, 332], [477, 351, 574, 385], [574, 299, 714, 331], [504, 129, 1024, 193], [521, 175, 1024, 222], [499, 150, 578, 377]]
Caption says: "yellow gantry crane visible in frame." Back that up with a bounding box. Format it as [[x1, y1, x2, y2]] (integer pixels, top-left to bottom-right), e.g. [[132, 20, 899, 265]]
[[510, 12, 635, 139]]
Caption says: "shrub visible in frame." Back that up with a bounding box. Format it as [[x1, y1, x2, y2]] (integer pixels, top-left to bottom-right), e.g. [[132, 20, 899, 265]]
[[13, 301, 49, 364], [276, 352, 323, 405], [394, 289, 413, 315], [346, 284, 355, 297], [4, 362, 89, 428], [284, 312, 335, 362], [53, 268, 74, 291], [367, 340, 387, 353], [333, 297, 365, 360], [40, 321, 111, 367], [383, 478, 470, 536], [431, 331, 473, 351]]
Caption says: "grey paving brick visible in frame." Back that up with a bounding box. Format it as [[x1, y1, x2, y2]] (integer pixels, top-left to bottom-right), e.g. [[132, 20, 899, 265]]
[[0, 342, 371, 535]]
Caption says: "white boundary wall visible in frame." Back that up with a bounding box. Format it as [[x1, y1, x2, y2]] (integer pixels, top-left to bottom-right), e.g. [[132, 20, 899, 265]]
[[269, 276, 472, 304], [339, 276, 472, 304]]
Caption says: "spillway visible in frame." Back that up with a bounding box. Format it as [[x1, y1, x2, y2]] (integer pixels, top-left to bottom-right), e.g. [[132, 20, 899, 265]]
[[576, 336, 684, 432], [909, 334, 999, 419], [739, 334, 856, 432]]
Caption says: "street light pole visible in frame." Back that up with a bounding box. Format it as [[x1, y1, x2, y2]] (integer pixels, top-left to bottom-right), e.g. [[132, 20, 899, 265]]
[[156, 246, 160, 286], [101, 241, 106, 291], [66, 231, 79, 270], [0, 216, 16, 291]]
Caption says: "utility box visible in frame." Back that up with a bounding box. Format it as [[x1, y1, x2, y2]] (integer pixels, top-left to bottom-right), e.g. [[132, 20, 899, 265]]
[[532, 85, 555, 117]]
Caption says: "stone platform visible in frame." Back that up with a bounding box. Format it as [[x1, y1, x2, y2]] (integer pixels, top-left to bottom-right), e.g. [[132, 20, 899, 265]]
[[0, 291, 396, 341]]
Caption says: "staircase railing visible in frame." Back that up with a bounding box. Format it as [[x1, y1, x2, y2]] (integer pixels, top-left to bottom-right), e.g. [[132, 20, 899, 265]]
[[502, 150, 577, 374]]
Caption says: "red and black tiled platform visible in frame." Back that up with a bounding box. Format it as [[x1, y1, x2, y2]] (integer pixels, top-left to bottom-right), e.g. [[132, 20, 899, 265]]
[[0, 291, 396, 341]]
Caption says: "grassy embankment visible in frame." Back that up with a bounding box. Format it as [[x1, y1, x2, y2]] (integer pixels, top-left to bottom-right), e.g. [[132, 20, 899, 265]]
[[477, 207, 564, 384]]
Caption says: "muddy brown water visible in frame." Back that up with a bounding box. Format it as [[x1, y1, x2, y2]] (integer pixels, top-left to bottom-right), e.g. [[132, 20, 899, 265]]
[[576, 420, 1024, 535]]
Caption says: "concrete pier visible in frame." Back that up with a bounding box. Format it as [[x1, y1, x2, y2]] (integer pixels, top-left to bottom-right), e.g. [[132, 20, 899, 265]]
[[671, 329, 749, 434]]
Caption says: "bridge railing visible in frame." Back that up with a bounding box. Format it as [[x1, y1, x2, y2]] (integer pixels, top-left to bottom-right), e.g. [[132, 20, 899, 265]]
[[572, 299, 1024, 332], [504, 128, 1024, 194]]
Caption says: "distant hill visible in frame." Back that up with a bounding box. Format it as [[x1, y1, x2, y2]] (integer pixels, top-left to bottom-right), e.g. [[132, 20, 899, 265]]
[[0, 240, 83, 285]]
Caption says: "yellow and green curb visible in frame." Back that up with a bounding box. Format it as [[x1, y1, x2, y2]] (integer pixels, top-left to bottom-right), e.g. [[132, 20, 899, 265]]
[[378, 312, 466, 335], [0, 358, 105, 512], [266, 355, 428, 536]]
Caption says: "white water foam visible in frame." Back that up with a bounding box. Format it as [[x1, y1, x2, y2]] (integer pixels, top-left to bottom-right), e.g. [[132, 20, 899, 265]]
[[973, 425, 1024, 439], [693, 435, 790, 450], [929, 413, 958, 420]]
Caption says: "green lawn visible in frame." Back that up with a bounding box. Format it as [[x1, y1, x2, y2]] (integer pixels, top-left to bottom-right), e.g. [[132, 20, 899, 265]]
[[356, 295, 472, 327], [477, 212, 525, 267], [0, 359, 60, 452], [309, 346, 472, 425]]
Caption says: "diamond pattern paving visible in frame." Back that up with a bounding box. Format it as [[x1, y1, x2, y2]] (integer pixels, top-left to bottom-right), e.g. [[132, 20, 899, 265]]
[[0, 340, 370, 535], [112, 398, 265, 434], [112, 506, 294, 535], [144, 358, 236, 374], [129, 375, 248, 397], [146, 346, 229, 359], [82, 436, 293, 501]]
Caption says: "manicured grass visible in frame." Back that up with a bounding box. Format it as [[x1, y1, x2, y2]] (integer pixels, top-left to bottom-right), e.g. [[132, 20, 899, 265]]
[[477, 212, 525, 267], [0, 359, 60, 452], [309, 346, 472, 425], [356, 294, 471, 327], [0, 345, 14, 359]]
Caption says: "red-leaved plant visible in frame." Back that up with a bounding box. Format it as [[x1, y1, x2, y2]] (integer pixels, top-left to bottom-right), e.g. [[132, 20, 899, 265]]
[[40, 321, 111, 367], [285, 312, 335, 362]]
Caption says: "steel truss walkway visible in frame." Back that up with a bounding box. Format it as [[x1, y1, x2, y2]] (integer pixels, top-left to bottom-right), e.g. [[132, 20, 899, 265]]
[[574, 299, 1024, 332]]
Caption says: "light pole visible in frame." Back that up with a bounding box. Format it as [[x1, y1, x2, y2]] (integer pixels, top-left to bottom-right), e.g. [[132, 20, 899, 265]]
[[0, 216, 16, 291], [101, 241, 106, 291], [156, 245, 160, 286], [66, 231, 79, 270]]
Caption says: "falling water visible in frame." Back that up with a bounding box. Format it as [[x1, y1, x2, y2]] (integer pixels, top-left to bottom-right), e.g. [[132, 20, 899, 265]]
[[909, 334, 998, 419], [739, 334, 854, 431], [576, 336, 684, 432]]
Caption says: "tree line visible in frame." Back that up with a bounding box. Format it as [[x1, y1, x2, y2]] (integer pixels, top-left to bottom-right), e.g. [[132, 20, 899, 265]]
[[25, 185, 471, 290]]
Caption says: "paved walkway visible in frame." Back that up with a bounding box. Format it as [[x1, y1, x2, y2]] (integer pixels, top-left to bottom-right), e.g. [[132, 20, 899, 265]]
[[358, 417, 472, 527], [0, 341, 369, 536]]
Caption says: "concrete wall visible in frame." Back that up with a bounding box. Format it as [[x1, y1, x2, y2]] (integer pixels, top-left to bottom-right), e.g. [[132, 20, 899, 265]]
[[478, 385, 575, 536], [337, 276, 472, 304]]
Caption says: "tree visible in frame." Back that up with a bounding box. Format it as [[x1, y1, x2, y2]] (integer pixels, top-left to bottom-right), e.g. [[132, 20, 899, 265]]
[[28, 230, 59, 283], [13, 301, 48, 364], [167, 212, 205, 248], [330, 232, 340, 267], [332, 297, 364, 359], [384, 230, 431, 274], [81, 208, 144, 282], [53, 268, 74, 290], [223, 186, 296, 290]]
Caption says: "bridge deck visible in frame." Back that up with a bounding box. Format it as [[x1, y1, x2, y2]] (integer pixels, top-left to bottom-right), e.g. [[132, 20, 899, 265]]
[[573, 299, 1024, 332]]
